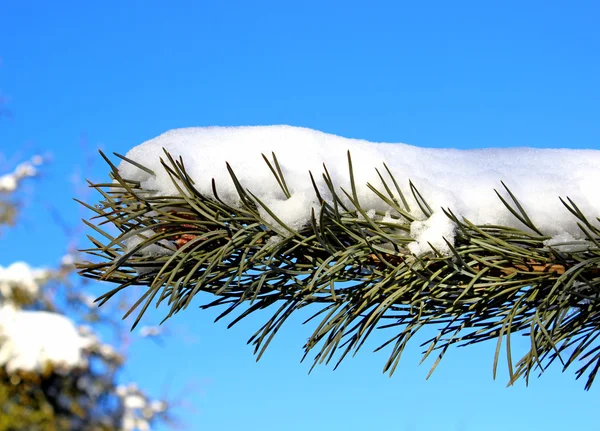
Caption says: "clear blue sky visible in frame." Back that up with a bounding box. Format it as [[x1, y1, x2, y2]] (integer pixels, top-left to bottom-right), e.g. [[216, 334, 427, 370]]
[[1, 1, 599, 430]]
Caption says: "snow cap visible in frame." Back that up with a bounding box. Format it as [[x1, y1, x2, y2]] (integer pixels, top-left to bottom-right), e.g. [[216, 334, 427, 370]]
[[119, 126, 600, 254]]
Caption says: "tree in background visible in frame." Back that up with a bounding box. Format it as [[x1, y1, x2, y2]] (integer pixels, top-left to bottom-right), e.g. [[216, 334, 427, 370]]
[[0, 153, 172, 430]]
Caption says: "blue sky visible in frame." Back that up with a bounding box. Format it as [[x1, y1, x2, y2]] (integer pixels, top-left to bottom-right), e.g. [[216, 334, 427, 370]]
[[1, 1, 599, 430]]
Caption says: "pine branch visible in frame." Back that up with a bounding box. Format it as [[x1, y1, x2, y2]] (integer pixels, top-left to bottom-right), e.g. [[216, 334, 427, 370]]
[[77, 150, 600, 389]]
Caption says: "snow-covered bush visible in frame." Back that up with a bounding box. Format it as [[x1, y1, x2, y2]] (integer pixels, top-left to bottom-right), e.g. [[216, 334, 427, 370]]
[[0, 154, 172, 430]]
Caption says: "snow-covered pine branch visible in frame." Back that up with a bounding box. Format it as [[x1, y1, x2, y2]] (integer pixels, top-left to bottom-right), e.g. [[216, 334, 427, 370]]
[[79, 126, 600, 389]]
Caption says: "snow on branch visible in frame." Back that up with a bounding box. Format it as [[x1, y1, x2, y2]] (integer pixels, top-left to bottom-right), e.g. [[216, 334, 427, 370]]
[[117, 126, 600, 253], [0, 155, 43, 193], [0, 261, 119, 374]]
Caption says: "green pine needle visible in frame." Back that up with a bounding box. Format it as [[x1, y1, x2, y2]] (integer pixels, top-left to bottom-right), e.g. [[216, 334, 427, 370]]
[[77, 150, 600, 390]]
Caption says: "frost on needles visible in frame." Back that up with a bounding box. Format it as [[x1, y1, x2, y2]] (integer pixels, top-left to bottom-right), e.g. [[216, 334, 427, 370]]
[[79, 125, 600, 389]]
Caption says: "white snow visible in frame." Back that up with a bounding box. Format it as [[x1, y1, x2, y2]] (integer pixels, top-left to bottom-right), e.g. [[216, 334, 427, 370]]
[[119, 126, 600, 255], [0, 262, 111, 374], [408, 212, 457, 255], [0, 261, 49, 302], [117, 383, 166, 431], [125, 235, 176, 256], [0, 304, 95, 373], [139, 326, 162, 338], [0, 174, 17, 192], [0, 156, 42, 193], [60, 253, 77, 267]]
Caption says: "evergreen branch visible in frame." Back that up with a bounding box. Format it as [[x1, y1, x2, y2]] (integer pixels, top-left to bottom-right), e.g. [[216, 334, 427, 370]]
[[77, 150, 600, 389]]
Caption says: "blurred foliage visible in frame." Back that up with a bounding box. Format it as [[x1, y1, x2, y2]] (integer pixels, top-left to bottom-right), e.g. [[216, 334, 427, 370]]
[[0, 155, 173, 430], [0, 367, 115, 431]]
